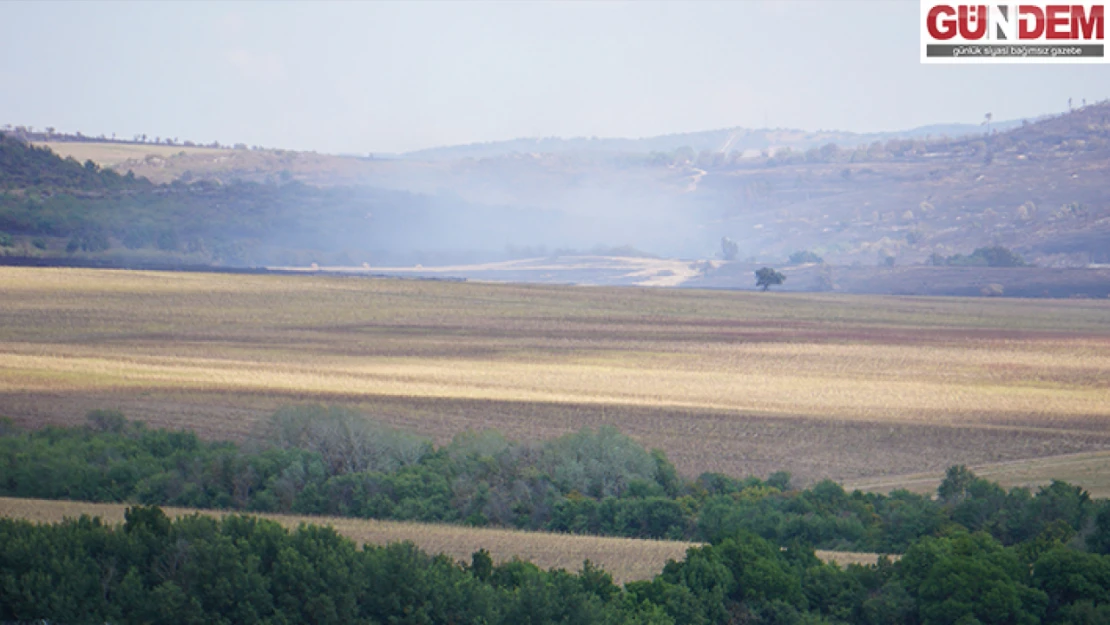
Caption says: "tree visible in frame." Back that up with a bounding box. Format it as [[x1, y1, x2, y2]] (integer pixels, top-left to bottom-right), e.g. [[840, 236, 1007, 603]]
[[755, 267, 785, 291], [941, 247, 1027, 268], [720, 237, 739, 261], [470, 549, 493, 581], [938, 465, 976, 504], [87, 409, 127, 433], [1087, 503, 1110, 554], [788, 250, 823, 265]]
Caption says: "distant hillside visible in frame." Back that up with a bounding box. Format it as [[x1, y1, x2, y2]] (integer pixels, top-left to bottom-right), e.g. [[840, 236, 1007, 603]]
[[399, 120, 1027, 161], [693, 103, 1110, 268], [3, 103, 1109, 290], [0, 136, 148, 191], [0, 133, 532, 267]]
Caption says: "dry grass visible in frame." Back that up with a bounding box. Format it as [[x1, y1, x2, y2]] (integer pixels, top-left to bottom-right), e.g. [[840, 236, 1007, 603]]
[[0, 497, 888, 581], [34, 142, 226, 168], [1, 267, 1108, 486], [0, 496, 692, 583], [32, 141, 397, 185], [846, 450, 1110, 499]]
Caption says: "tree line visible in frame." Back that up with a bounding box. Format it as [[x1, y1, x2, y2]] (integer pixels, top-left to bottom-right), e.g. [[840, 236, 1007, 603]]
[[2, 407, 1109, 558], [1, 124, 250, 149], [4, 503, 1110, 623], [928, 246, 1028, 268], [0, 133, 144, 192]]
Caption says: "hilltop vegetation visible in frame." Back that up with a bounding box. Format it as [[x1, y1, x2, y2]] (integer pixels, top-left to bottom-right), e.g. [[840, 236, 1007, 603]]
[[0, 137, 145, 191], [395, 117, 1026, 161]]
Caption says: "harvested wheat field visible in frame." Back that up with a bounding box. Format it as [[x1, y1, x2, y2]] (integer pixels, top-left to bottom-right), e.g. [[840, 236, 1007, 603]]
[[34, 141, 226, 168], [0, 496, 693, 583], [1, 266, 1109, 486], [846, 449, 1110, 499], [0, 496, 885, 581]]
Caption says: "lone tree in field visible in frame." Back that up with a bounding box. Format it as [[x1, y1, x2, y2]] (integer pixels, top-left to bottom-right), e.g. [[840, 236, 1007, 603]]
[[755, 267, 785, 291]]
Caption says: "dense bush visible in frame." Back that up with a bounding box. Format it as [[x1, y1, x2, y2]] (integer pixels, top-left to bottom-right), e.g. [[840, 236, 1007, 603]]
[[4, 508, 1109, 624], [934, 246, 1028, 267], [4, 408, 1110, 623], [0, 508, 650, 625], [0, 133, 139, 191], [1, 409, 1107, 557]]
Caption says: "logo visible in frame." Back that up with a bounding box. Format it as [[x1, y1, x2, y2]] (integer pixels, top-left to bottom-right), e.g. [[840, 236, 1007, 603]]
[[921, 1, 1106, 62]]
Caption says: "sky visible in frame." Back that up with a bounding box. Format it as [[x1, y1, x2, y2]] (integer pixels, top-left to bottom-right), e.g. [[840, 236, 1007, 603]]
[[1, 0, 1107, 154]]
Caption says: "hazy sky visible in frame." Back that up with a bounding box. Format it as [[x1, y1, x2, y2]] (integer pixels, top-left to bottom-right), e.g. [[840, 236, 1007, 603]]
[[1, 1, 1106, 154]]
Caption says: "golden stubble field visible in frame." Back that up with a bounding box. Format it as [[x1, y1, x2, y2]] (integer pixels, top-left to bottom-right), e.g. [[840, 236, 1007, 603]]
[[845, 449, 1110, 498], [0, 496, 884, 582], [34, 141, 227, 168], [0, 496, 693, 583], [1, 267, 1108, 487], [33, 140, 408, 186]]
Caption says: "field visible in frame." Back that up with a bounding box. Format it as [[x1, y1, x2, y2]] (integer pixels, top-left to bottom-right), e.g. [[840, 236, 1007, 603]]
[[0, 496, 884, 581], [32, 140, 397, 186], [1, 267, 1109, 488], [845, 449, 1110, 498], [34, 141, 227, 168], [0, 496, 693, 583]]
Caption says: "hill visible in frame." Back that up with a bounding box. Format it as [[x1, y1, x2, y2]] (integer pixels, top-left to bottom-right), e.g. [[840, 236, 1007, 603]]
[[2, 103, 1109, 290], [33, 139, 379, 186], [0, 133, 533, 267], [398, 118, 1027, 161], [0, 137, 147, 191]]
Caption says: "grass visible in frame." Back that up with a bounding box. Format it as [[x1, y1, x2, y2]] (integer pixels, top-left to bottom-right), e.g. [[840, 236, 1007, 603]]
[[32, 140, 387, 185], [34, 141, 226, 168], [1, 267, 1108, 486], [0, 496, 886, 581], [845, 450, 1110, 499], [0, 496, 693, 583]]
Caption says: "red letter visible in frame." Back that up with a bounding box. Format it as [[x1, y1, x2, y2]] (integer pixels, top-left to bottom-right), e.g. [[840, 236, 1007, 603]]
[[960, 5, 988, 39], [1072, 5, 1104, 39], [1019, 5, 1045, 38], [1046, 5, 1070, 39], [928, 5, 958, 40]]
